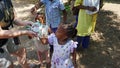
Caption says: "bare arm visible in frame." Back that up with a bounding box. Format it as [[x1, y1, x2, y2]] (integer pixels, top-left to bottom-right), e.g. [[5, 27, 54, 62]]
[[13, 18, 33, 26], [75, 5, 97, 12], [0, 13, 37, 39], [48, 27, 52, 34], [13, 8, 33, 26], [31, 1, 43, 14], [0, 26, 36, 39]]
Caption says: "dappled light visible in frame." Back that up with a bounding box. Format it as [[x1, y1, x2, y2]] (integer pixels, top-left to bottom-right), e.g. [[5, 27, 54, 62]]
[[10, 0, 120, 68], [76, 8, 120, 68], [105, 0, 120, 4]]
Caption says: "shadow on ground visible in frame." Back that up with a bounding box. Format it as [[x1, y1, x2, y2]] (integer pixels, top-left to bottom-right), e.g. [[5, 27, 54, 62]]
[[76, 9, 120, 68], [12, 0, 120, 68], [105, 0, 120, 4]]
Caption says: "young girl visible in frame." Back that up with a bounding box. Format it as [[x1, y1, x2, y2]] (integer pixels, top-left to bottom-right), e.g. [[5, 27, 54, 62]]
[[42, 23, 77, 68], [30, 13, 51, 67]]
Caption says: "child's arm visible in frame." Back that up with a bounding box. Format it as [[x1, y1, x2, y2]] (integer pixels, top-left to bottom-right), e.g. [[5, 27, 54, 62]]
[[75, 5, 96, 12], [72, 48, 77, 68], [48, 27, 53, 34], [31, 1, 43, 14]]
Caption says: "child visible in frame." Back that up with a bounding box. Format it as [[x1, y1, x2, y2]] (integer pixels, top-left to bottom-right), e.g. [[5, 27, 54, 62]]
[[74, 0, 100, 49], [30, 13, 52, 67], [42, 23, 77, 68]]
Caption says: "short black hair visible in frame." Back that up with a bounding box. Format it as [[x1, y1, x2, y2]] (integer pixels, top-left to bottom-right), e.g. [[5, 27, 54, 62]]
[[60, 23, 77, 38]]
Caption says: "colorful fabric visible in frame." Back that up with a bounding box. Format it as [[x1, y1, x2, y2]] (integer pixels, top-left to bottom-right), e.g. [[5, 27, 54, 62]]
[[0, 0, 14, 47], [0, 0, 14, 29], [76, 36, 90, 49], [48, 33, 77, 68], [41, 0, 65, 28], [30, 21, 41, 34], [30, 22, 50, 52], [74, 0, 98, 36]]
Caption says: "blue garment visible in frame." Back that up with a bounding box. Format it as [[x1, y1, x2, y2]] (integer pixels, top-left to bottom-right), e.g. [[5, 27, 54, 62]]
[[41, 0, 65, 28], [76, 36, 90, 49], [50, 27, 57, 33]]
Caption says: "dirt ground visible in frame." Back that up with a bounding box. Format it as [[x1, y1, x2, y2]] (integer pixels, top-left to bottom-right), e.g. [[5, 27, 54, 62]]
[[11, 0, 120, 68]]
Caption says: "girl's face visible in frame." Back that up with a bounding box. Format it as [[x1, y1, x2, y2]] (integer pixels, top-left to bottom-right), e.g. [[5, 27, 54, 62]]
[[37, 15, 45, 24], [55, 25, 68, 41]]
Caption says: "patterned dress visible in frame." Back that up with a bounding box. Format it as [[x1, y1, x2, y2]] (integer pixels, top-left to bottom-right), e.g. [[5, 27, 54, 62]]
[[48, 33, 77, 68], [31, 22, 50, 52]]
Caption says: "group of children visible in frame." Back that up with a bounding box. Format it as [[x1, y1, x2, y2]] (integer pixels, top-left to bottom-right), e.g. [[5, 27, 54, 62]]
[[27, 0, 102, 67]]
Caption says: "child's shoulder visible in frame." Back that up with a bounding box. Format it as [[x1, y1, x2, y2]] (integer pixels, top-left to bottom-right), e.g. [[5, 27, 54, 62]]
[[48, 33, 56, 39], [49, 33, 55, 37], [69, 40, 78, 44], [68, 40, 78, 48]]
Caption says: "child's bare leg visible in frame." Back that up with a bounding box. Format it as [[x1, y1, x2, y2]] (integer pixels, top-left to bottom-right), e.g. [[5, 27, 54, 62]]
[[17, 48, 30, 68], [11, 48, 30, 68], [45, 50, 50, 63], [37, 51, 43, 64], [45, 50, 51, 68]]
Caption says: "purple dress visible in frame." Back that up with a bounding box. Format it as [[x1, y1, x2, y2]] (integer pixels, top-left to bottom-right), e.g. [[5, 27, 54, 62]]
[[48, 33, 77, 68]]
